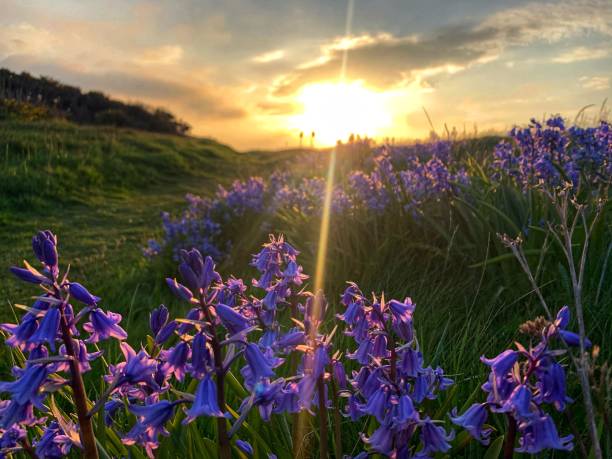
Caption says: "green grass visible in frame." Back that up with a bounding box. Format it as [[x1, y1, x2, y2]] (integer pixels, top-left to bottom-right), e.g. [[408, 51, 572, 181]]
[[0, 120, 610, 457]]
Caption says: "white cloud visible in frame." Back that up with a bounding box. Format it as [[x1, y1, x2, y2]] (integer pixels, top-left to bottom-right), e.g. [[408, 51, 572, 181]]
[[252, 49, 285, 63], [579, 76, 610, 90], [552, 46, 609, 63]]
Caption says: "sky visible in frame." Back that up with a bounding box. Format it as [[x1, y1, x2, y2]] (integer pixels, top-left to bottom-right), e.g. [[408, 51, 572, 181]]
[[1, 0, 611, 149]]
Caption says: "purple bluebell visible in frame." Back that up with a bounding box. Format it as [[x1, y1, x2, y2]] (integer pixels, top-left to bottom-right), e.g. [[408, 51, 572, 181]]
[[124, 400, 177, 456], [450, 403, 491, 445], [29, 308, 60, 351], [10, 265, 50, 284], [184, 375, 224, 422], [114, 343, 158, 388], [83, 308, 127, 343], [155, 321, 177, 345], [149, 304, 169, 336], [165, 278, 194, 302], [68, 282, 100, 305], [32, 231, 58, 270], [418, 417, 454, 455], [188, 332, 212, 379], [216, 303, 250, 335], [236, 439, 253, 456], [516, 415, 573, 453], [480, 350, 518, 380], [161, 341, 190, 381], [34, 421, 73, 458], [245, 344, 275, 381], [1, 314, 39, 351]]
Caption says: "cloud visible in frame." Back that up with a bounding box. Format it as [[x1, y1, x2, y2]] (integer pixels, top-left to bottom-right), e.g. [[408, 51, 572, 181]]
[[135, 45, 184, 66], [552, 46, 609, 63], [273, 0, 612, 96], [252, 49, 285, 64], [579, 76, 610, 90], [0, 23, 58, 60]]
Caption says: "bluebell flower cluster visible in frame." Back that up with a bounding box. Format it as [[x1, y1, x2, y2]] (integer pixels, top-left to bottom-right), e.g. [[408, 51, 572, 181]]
[[492, 117, 612, 190], [1, 231, 127, 458], [107, 235, 320, 457], [338, 284, 454, 457], [451, 306, 586, 454], [3, 230, 596, 458], [151, 141, 468, 260]]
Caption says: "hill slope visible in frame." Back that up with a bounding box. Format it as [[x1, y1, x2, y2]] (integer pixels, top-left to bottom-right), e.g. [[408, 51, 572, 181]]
[[0, 119, 287, 320]]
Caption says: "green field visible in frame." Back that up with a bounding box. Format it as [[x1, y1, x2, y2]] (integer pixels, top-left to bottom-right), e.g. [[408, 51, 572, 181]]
[[1, 120, 610, 457]]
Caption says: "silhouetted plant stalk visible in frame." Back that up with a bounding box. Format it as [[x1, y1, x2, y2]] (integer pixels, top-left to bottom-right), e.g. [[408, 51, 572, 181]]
[[501, 182, 606, 459], [50, 282, 100, 459], [502, 415, 516, 459], [198, 295, 231, 459]]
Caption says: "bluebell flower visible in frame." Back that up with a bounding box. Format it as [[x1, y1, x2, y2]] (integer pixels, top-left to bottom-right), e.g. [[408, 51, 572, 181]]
[[0, 364, 48, 408], [104, 398, 123, 426], [150, 304, 169, 336], [114, 343, 158, 388], [236, 439, 253, 456], [1, 314, 39, 351], [161, 341, 190, 381], [10, 265, 50, 284], [189, 332, 212, 379], [480, 350, 518, 380], [418, 417, 454, 456], [516, 415, 573, 454], [34, 421, 73, 459], [68, 282, 100, 305], [32, 231, 58, 270], [216, 303, 250, 335], [362, 424, 393, 456], [245, 344, 275, 381], [450, 403, 491, 445], [184, 375, 224, 422], [165, 278, 194, 302], [29, 308, 60, 351], [84, 308, 127, 343], [124, 400, 178, 456], [155, 321, 177, 345]]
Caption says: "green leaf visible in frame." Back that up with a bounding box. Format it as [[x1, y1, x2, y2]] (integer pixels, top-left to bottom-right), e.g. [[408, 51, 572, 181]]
[[483, 435, 505, 459]]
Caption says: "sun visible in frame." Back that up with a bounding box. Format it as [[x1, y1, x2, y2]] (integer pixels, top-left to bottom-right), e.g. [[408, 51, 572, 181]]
[[288, 81, 393, 146]]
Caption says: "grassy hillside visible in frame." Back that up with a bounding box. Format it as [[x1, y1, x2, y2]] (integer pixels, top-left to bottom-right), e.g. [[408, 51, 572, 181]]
[[1, 120, 610, 457], [0, 120, 292, 325]]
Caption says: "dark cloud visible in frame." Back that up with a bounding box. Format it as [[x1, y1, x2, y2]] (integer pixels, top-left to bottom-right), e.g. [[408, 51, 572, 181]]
[[0, 55, 246, 120], [273, 0, 612, 95]]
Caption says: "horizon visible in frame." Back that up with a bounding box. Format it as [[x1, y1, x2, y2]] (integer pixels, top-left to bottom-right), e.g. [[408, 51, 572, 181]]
[[1, 0, 611, 149]]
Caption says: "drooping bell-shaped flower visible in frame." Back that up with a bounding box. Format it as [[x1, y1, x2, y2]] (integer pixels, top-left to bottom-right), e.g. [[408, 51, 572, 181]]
[[165, 278, 194, 302], [245, 344, 275, 381], [216, 303, 250, 335], [29, 308, 60, 351], [450, 403, 491, 445], [84, 308, 127, 343], [418, 417, 454, 455], [184, 376, 224, 422], [68, 282, 101, 305], [1, 314, 39, 351], [161, 341, 190, 381], [516, 415, 573, 454], [236, 439, 254, 456], [480, 349, 518, 380], [189, 332, 212, 379], [34, 421, 73, 458]]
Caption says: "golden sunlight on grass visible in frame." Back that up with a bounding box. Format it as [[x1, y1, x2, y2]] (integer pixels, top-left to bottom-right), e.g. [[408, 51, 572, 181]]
[[288, 81, 393, 145]]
